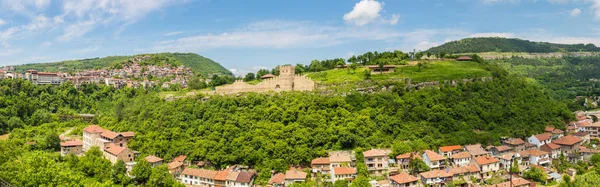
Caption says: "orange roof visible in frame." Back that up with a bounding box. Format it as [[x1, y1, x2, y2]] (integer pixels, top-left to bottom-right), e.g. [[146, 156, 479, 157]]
[[474, 156, 499, 165], [534, 133, 552, 141], [505, 138, 525, 145], [284, 169, 307, 180], [101, 130, 119, 139], [488, 178, 532, 187], [167, 161, 184, 170], [363, 149, 388, 157], [173, 155, 187, 162], [494, 145, 513, 152], [450, 167, 469, 175], [552, 129, 564, 134], [60, 140, 83, 147], [390, 173, 419, 184], [527, 149, 549, 157], [268, 173, 285, 185], [396, 152, 422, 160], [214, 169, 230, 181], [544, 126, 555, 132], [451, 152, 471, 159], [333, 167, 356, 175], [145, 155, 163, 163], [420, 169, 453, 178], [83, 125, 106, 133], [311, 157, 330, 165], [104, 143, 127, 155], [498, 153, 518, 161], [330, 154, 352, 163], [439, 145, 463, 152], [424, 150, 445, 161], [553, 135, 582, 146], [181, 168, 218, 179], [541, 143, 561, 151], [465, 164, 480, 172]]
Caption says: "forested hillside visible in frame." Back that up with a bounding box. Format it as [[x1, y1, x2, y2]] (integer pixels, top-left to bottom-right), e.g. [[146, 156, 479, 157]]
[[12, 52, 232, 76], [426, 37, 600, 54]]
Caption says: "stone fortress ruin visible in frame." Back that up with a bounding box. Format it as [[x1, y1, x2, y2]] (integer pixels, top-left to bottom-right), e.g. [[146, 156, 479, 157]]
[[213, 65, 315, 94]]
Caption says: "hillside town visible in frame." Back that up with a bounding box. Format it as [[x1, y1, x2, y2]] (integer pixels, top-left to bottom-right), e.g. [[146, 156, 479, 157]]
[[56, 113, 600, 187], [0, 56, 196, 89]]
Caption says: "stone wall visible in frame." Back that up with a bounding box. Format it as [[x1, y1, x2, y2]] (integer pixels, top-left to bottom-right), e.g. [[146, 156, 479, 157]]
[[211, 65, 315, 94]]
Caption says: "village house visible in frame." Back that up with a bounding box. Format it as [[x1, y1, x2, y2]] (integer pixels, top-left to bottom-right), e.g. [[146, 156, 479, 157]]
[[268, 173, 285, 187], [180, 167, 256, 187], [528, 133, 552, 147], [214, 169, 229, 187], [82, 125, 134, 152], [525, 149, 551, 166], [330, 167, 357, 182], [573, 131, 590, 144], [363, 149, 390, 176], [173, 155, 189, 166], [490, 145, 513, 156], [545, 126, 565, 140], [579, 146, 600, 161], [552, 135, 583, 155], [103, 143, 135, 164], [474, 156, 500, 179], [465, 144, 491, 158], [311, 157, 331, 174], [450, 152, 471, 167], [422, 150, 445, 169], [24, 70, 64, 85], [540, 143, 561, 159], [524, 143, 537, 150], [420, 169, 453, 186], [181, 168, 218, 186], [503, 138, 526, 152], [284, 168, 307, 186], [167, 161, 185, 177], [60, 140, 83, 156], [396, 152, 422, 170], [497, 153, 522, 171], [225, 170, 256, 187], [389, 173, 419, 187], [578, 120, 600, 138], [450, 165, 481, 182], [438, 145, 463, 157], [368, 65, 397, 74], [329, 151, 354, 168], [145, 155, 164, 167], [487, 178, 533, 187]]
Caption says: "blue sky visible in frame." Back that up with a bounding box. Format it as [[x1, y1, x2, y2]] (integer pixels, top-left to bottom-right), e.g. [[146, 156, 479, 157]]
[[0, 0, 599, 75]]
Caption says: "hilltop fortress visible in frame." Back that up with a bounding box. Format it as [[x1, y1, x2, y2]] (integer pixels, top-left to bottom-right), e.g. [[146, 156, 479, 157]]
[[214, 65, 315, 94]]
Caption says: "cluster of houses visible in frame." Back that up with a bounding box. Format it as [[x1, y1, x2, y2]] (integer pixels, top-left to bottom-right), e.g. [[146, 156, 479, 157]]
[[0, 56, 196, 89]]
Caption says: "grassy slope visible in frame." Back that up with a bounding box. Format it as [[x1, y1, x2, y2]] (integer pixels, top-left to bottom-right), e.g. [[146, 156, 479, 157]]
[[306, 61, 491, 84], [13, 52, 232, 76]]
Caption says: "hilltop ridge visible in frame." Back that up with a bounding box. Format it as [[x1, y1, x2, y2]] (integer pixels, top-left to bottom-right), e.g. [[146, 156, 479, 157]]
[[426, 37, 600, 54]]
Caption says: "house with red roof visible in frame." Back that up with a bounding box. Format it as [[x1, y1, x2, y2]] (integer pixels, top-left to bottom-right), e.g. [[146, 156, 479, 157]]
[[544, 126, 565, 140], [573, 131, 590, 144], [103, 143, 134, 164], [268, 173, 285, 187], [420, 169, 454, 186], [553, 135, 583, 155], [503, 138, 526, 152], [363, 149, 390, 176], [487, 178, 534, 187], [451, 152, 472, 167], [422, 150, 445, 169], [396, 152, 422, 170], [311, 157, 330, 174], [438, 145, 463, 157], [389, 173, 419, 187], [578, 120, 600, 138], [474, 156, 500, 179], [60, 140, 83, 156], [330, 167, 357, 182], [145, 155, 164, 167], [540, 143, 561, 159], [528, 133, 552, 147], [284, 168, 307, 186]]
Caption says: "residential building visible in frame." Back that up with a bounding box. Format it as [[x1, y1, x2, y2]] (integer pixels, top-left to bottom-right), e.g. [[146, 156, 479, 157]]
[[474, 156, 500, 179], [578, 121, 600, 138], [465, 144, 491, 158], [168, 161, 185, 176], [103, 143, 135, 164], [438, 145, 463, 157], [226, 171, 256, 187], [60, 140, 83, 156], [573, 131, 590, 144], [389, 173, 419, 187], [180, 168, 217, 186], [524, 143, 537, 150], [82, 125, 134, 152], [331, 167, 357, 182], [329, 153, 352, 168], [450, 152, 471, 167], [145, 155, 164, 167], [422, 150, 445, 169], [579, 146, 600, 161], [24, 70, 64, 85], [268, 173, 285, 187], [526, 149, 551, 166], [214, 169, 230, 187], [544, 126, 565, 140], [540, 143, 561, 159], [487, 178, 533, 187], [173, 155, 189, 166], [553, 135, 583, 155], [311, 157, 330, 174], [490, 145, 513, 156], [396, 152, 421, 170], [363, 149, 390, 176], [497, 153, 521, 171], [420, 169, 453, 186], [284, 168, 307, 185], [503, 138, 526, 152], [528, 133, 552, 147]]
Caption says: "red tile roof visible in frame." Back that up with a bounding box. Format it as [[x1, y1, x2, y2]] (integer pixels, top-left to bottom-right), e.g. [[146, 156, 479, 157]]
[[552, 129, 564, 134], [268, 173, 285, 185], [553, 135, 582, 146], [544, 126, 555, 132], [333, 167, 356, 175], [396, 152, 422, 160], [181, 168, 218, 179], [474, 156, 499, 165], [534, 133, 552, 141], [173, 155, 187, 162], [284, 169, 307, 180], [60, 140, 83, 147], [494, 145, 513, 152], [145, 155, 163, 163], [420, 169, 453, 178], [104, 143, 127, 155], [311, 157, 330, 165], [390, 173, 419, 184], [488, 178, 532, 187], [439, 145, 463, 152], [121, 132, 135, 137], [451, 152, 471, 159], [424, 150, 445, 161], [465, 164, 481, 172], [527, 149, 549, 157], [363, 149, 388, 157], [214, 169, 230, 181], [541, 143, 561, 151], [236, 171, 255, 183], [505, 138, 525, 145], [83, 125, 106, 133], [167, 161, 183, 170]]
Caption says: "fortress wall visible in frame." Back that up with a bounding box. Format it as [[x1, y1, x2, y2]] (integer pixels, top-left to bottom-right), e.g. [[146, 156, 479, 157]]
[[293, 75, 315, 91], [213, 65, 315, 94]]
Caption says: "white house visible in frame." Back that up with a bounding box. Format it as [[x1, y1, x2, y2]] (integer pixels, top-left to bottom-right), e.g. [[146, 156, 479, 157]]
[[474, 156, 500, 179], [181, 168, 217, 186], [451, 152, 471, 167], [422, 150, 445, 169], [420, 169, 453, 186], [528, 133, 552, 147], [527, 149, 551, 166], [330, 167, 356, 182], [541, 143, 561, 159]]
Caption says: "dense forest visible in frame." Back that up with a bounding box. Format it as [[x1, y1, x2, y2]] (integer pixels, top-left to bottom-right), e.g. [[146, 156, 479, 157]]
[[426, 37, 600, 54], [0, 63, 574, 184], [12, 52, 232, 76]]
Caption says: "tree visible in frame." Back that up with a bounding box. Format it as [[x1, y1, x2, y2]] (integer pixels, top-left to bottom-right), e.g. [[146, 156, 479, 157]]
[[334, 179, 349, 187], [256, 69, 271, 79], [132, 159, 152, 184], [42, 130, 60, 151], [78, 146, 111, 179], [243, 73, 256, 82], [350, 63, 358, 74], [392, 142, 412, 157], [309, 60, 322, 72], [112, 160, 130, 185], [510, 159, 520, 174], [417, 62, 424, 71], [409, 158, 430, 175], [523, 167, 547, 183], [439, 52, 447, 59], [295, 64, 306, 75], [426, 52, 432, 58], [148, 165, 184, 187], [363, 70, 371, 80]]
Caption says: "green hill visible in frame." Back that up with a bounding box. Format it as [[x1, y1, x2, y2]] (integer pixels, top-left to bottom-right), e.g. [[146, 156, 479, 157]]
[[12, 52, 232, 76], [426, 37, 600, 54]]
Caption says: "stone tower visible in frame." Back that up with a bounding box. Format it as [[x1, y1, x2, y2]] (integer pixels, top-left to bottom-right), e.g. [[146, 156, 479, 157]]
[[278, 65, 295, 90]]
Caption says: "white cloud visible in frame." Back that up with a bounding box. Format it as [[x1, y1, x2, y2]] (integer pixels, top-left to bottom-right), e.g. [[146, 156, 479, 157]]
[[0, 18, 5, 26], [389, 14, 400, 25], [0, 49, 20, 56], [1, 0, 51, 16], [343, 0, 383, 26], [592, 0, 600, 20], [72, 46, 99, 53], [547, 0, 570, 4], [481, 0, 521, 4], [571, 8, 582, 17], [57, 20, 96, 41], [165, 31, 185, 36]]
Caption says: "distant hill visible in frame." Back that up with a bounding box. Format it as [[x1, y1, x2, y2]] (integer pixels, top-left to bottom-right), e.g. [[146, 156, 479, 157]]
[[12, 52, 232, 76], [426, 37, 600, 54]]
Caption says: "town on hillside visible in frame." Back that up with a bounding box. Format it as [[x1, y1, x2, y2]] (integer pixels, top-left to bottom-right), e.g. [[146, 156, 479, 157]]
[[56, 112, 600, 187], [0, 55, 198, 89]]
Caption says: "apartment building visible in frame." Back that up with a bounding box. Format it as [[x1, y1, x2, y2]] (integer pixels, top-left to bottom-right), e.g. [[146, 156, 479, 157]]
[[363, 149, 390, 176]]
